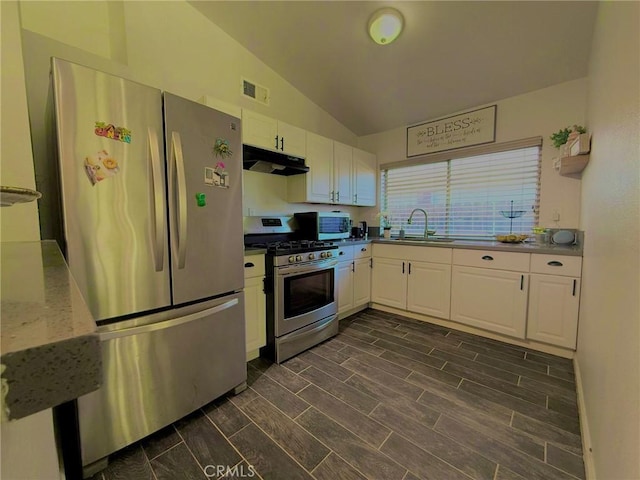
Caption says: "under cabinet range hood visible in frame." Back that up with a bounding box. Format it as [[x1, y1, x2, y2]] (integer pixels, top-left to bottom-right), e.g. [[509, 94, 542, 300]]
[[243, 144, 309, 175]]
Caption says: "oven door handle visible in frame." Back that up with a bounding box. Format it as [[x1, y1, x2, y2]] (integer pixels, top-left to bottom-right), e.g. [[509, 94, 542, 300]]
[[277, 260, 337, 276]]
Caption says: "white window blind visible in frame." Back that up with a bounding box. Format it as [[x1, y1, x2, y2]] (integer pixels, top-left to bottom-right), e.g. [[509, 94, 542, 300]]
[[381, 144, 541, 238]]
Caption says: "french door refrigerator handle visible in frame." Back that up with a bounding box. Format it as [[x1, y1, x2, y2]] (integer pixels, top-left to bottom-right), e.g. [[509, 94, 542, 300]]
[[98, 298, 239, 341], [148, 128, 165, 272], [171, 131, 188, 269]]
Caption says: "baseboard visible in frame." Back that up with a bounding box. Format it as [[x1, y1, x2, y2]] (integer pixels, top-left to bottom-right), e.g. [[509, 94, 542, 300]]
[[338, 303, 369, 321], [369, 303, 575, 359], [573, 357, 596, 479]]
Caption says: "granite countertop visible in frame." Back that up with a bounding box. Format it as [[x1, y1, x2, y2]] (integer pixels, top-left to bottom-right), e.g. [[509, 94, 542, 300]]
[[333, 238, 373, 246], [1, 240, 102, 421], [373, 238, 583, 256]]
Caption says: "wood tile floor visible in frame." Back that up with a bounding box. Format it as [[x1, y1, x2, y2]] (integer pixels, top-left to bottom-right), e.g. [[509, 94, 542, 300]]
[[91, 309, 585, 480]]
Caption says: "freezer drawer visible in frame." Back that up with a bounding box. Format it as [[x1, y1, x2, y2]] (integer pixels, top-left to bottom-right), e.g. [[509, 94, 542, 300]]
[[78, 293, 246, 468]]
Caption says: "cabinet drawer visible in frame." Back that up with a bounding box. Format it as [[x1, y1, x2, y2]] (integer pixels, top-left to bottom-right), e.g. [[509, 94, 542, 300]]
[[243, 254, 265, 279], [373, 244, 451, 264], [530, 254, 582, 277], [453, 249, 530, 272], [354, 244, 372, 259], [337, 245, 354, 262]]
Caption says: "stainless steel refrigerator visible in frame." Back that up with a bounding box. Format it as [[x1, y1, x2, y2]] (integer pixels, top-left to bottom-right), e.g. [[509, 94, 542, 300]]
[[50, 58, 246, 472]]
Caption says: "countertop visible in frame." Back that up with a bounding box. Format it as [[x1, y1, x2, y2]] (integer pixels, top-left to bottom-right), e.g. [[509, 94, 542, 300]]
[[372, 238, 583, 256], [244, 248, 267, 256], [1, 241, 102, 421]]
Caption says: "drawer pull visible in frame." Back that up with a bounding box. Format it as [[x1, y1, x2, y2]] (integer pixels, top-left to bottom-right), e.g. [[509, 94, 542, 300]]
[[244, 262, 255, 268], [547, 261, 564, 267], [572, 279, 577, 296], [339, 251, 345, 255], [361, 247, 367, 252], [520, 275, 524, 290], [481, 255, 494, 261]]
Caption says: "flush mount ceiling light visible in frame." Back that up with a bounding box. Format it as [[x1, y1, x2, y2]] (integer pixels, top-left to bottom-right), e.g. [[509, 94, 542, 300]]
[[368, 7, 404, 45]]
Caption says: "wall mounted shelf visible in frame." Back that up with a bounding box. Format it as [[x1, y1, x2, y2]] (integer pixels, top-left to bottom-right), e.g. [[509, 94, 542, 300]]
[[554, 154, 590, 176]]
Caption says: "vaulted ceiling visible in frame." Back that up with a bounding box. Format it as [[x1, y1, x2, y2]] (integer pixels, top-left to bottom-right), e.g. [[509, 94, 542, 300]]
[[190, 1, 599, 136]]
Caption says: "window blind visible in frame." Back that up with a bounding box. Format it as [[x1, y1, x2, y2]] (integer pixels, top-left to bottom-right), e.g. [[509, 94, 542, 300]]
[[381, 143, 541, 238]]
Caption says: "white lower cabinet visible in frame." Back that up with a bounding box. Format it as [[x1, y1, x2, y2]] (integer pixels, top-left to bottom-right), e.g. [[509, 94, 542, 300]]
[[337, 244, 372, 317], [450, 265, 528, 339], [526, 254, 582, 349], [243, 255, 266, 360], [353, 257, 372, 306], [337, 260, 355, 314], [451, 249, 530, 339], [371, 257, 406, 309], [407, 261, 452, 318], [370, 245, 583, 350], [371, 244, 452, 317]]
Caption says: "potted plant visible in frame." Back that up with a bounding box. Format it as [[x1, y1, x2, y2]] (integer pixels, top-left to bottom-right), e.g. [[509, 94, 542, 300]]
[[550, 125, 587, 157], [376, 211, 392, 238]]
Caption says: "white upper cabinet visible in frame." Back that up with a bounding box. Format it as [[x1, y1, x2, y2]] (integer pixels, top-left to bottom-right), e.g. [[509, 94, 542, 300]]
[[242, 109, 306, 157], [352, 148, 377, 206], [333, 141, 353, 205], [288, 131, 334, 203], [288, 137, 377, 206]]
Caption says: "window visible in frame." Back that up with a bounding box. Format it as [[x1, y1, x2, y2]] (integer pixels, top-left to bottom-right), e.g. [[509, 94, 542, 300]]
[[380, 140, 541, 239]]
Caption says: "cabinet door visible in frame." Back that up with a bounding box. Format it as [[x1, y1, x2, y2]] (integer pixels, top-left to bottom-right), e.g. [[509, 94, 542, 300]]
[[337, 261, 355, 315], [352, 148, 377, 206], [244, 276, 266, 358], [242, 110, 278, 151], [334, 142, 353, 205], [527, 274, 580, 349], [278, 121, 306, 157], [371, 257, 407, 309], [451, 266, 528, 339], [407, 261, 451, 319], [302, 132, 334, 203], [354, 257, 371, 306]]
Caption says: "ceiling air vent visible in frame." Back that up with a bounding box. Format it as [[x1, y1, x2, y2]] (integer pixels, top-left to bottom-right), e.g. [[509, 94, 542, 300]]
[[242, 78, 270, 105]]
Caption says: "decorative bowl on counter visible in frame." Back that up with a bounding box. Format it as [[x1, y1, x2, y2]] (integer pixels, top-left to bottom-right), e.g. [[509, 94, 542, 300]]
[[495, 234, 529, 243]]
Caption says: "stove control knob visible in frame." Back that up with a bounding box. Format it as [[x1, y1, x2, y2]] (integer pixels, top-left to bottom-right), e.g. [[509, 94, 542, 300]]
[[326, 251, 333, 258], [288, 256, 295, 263], [295, 255, 302, 262], [308, 253, 315, 260], [320, 252, 326, 258]]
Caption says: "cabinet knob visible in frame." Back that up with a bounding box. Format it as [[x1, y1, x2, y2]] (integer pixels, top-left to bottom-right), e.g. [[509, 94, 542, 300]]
[[361, 247, 367, 252]]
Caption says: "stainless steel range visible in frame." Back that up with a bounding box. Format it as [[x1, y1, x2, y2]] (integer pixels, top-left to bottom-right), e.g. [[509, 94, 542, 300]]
[[244, 216, 339, 363]]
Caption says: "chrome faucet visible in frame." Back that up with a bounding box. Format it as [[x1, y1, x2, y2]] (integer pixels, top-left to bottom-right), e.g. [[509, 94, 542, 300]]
[[407, 208, 429, 238]]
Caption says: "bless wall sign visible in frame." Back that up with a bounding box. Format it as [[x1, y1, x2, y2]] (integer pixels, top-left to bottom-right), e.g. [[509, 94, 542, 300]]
[[407, 105, 497, 157]]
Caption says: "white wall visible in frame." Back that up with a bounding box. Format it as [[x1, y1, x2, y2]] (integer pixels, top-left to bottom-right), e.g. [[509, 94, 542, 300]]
[[358, 79, 588, 229], [0, 1, 40, 242], [577, 3, 640, 479]]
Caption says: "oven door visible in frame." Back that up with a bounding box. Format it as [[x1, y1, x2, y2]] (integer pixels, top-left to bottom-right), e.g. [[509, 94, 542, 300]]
[[274, 259, 337, 337]]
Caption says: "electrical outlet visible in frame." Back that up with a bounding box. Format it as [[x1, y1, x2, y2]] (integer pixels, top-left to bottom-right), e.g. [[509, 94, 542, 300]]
[[552, 210, 560, 222]]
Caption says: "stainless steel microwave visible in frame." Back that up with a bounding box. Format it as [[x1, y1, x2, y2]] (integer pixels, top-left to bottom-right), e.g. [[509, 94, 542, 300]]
[[295, 212, 351, 240]]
